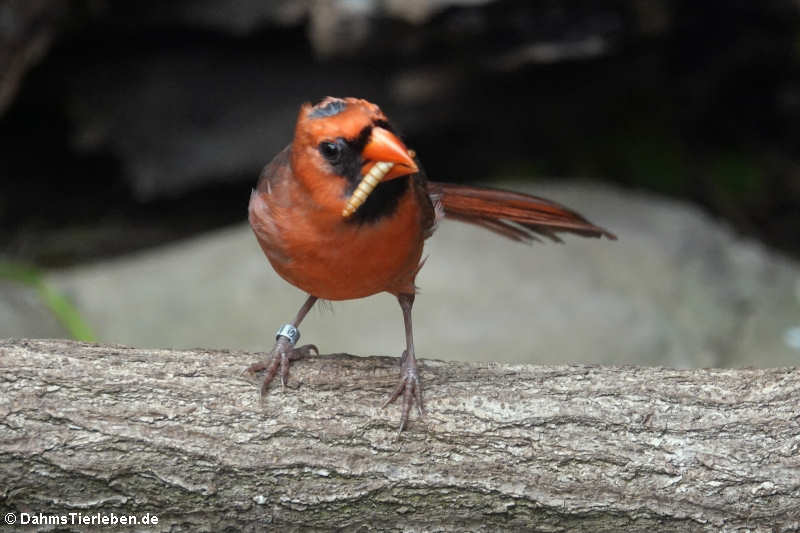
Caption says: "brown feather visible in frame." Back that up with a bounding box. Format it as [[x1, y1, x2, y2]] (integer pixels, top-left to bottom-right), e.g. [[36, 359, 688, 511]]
[[428, 182, 616, 242]]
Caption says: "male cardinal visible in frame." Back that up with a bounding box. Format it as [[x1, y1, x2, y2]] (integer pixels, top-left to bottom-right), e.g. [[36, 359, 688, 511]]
[[246, 97, 615, 431]]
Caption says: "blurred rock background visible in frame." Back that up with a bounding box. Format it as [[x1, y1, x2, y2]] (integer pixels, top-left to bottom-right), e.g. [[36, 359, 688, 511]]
[[1, 0, 799, 367]]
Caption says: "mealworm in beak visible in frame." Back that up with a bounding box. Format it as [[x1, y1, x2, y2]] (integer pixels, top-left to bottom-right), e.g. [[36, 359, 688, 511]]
[[342, 161, 395, 217]]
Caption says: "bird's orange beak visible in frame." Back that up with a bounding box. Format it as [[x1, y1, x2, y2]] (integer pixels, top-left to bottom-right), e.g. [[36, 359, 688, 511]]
[[342, 127, 419, 217], [361, 127, 418, 181]]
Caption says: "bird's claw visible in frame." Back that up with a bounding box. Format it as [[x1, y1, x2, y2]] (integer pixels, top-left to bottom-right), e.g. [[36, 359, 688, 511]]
[[244, 340, 318, 396], [382, 350, 424, 432]]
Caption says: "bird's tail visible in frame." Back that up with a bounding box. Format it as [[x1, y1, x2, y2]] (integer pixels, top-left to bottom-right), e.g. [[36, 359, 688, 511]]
[[427, 181, 616, 243]]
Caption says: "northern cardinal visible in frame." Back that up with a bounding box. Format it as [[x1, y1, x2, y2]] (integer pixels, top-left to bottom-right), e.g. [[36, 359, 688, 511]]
[[246, 97, 615, 430]]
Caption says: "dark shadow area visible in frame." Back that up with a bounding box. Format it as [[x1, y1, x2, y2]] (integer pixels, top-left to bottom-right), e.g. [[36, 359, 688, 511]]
[[2, 0, 800, 265]]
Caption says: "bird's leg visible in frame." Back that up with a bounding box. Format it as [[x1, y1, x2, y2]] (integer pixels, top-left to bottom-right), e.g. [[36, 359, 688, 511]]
[[383, 293, 424, 431], [245, 295, 318, 395]]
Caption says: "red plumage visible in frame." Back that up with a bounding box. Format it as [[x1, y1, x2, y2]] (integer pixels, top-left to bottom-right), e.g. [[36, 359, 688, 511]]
[[429, 182, 616, 243], [245, 97, 615, 431]]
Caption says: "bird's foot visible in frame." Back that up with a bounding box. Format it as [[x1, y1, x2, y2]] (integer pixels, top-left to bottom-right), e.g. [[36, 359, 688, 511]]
[[382, 350, 424, 432], [244, 336, 318, 396]]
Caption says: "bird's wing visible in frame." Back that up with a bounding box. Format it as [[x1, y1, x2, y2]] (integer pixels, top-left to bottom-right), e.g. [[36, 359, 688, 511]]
[[255, 145, 293, 197]]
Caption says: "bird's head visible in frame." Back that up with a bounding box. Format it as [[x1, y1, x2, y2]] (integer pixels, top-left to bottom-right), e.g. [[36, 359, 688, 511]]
[[290, 97, 419, 218]]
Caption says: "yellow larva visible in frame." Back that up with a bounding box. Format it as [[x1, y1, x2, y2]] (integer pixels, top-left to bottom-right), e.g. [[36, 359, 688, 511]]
[[342, 161, 395, 217]]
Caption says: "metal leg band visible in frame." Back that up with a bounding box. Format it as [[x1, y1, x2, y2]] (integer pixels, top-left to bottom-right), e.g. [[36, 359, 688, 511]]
[[275, 324, 300, 345]]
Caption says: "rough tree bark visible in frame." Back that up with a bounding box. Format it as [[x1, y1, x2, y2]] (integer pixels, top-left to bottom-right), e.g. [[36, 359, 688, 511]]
[[0, 338, 798, 532]]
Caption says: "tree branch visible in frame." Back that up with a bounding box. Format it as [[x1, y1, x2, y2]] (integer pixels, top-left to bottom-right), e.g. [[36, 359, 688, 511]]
[[1, 339, 799, 531]]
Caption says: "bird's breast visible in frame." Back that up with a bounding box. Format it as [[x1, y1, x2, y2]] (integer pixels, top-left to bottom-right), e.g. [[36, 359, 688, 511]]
[[249, 182, 425, 300]]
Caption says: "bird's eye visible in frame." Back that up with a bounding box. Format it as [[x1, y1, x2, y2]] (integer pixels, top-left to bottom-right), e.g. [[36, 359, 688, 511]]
[[319, 141, 342, 163]]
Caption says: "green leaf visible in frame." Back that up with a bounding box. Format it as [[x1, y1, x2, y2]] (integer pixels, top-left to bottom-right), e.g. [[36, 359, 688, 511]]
[[0, 261, 96, 342]]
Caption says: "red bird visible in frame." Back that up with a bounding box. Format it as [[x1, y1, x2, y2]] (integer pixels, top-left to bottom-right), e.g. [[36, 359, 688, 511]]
[[246, 97, 615, 430]]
